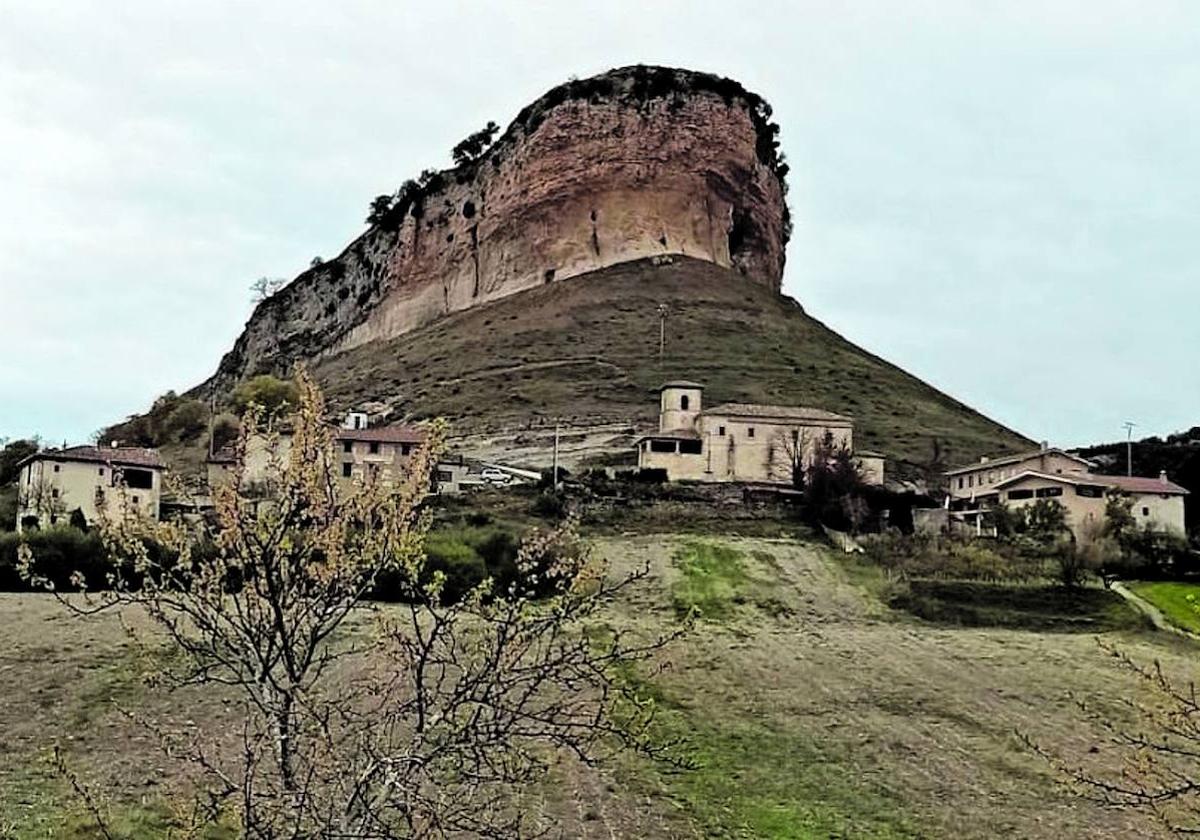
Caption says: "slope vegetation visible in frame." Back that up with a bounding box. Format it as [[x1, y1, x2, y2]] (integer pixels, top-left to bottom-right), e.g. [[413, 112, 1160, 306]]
[[311, 256, 1029, 470]]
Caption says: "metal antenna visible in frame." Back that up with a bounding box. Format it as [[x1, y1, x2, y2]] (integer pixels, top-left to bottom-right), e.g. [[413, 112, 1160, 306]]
[[1123, 421, 1137, 477]]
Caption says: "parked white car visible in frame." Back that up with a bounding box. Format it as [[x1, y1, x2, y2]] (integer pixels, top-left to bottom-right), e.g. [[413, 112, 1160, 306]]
[[479, 467, 512, 485]]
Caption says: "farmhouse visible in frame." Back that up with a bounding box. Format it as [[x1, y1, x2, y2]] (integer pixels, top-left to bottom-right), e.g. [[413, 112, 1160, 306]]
[[14, 445, 165, 532], [993, 471, 1187, 537], [946, 445, 1188, 537], [636, 381, 883, 484], [207, 412, 427, 492]]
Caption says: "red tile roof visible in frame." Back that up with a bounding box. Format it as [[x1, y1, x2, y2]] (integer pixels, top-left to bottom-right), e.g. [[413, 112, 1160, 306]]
[[701, 403, 852, 423], [24, 445, 165, 470], [335, 426, 426, 444], [1102, 474, 1189, 495], [994, 470, 1188, 496]]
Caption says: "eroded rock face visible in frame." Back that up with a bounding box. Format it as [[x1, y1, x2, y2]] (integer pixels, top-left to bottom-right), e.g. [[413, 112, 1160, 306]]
[[208, 66, 788, 389]]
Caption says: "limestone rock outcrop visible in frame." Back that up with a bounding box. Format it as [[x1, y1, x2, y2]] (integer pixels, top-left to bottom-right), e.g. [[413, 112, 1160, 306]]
[[207, 66, 790, 390]]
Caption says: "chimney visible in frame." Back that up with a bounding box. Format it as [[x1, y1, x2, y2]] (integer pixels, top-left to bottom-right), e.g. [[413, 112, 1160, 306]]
[[111, 441, 119, 448], [1160, 470, 1169, 484], [979, 456, 989, 464], [1040, 441, 1049, 451]]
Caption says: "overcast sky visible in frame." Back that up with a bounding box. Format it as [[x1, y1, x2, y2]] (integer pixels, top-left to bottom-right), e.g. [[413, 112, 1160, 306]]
[[2, 1, 1196, 449]]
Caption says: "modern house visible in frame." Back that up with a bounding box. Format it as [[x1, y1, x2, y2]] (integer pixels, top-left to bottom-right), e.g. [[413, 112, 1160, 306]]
[[14, 445, 165, 531], [945, 444, 1094, 508], [993, 471, 1187, 537], [635, 381, 883, 484], [945, 445, 1188, 537]]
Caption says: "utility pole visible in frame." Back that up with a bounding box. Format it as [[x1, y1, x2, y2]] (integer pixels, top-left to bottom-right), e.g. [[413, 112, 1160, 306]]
[[1123, 421, 1137, 477], [656, 303, 669, 364], [552, 422, 561, 491]]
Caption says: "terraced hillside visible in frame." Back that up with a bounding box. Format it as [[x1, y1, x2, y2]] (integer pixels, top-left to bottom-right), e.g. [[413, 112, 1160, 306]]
[[310, 256, 1030, 472]]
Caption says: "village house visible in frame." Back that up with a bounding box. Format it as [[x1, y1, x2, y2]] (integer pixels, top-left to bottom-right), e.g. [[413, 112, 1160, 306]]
[[14, 445, 165, 532], [636, 381, 884, 484], [945, 444, 1188, 537], [207, 411, 427, 492]]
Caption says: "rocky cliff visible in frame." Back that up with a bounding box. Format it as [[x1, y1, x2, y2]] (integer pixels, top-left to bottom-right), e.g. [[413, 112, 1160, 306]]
[[207, 66, 790, 391]]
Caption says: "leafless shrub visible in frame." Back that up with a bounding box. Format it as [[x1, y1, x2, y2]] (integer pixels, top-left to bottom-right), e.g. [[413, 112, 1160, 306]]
[[20, 369, 682, 838]]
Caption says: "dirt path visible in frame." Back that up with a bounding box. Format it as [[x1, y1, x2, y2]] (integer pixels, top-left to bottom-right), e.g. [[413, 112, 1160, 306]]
[[1111, 581, 1200, 641]]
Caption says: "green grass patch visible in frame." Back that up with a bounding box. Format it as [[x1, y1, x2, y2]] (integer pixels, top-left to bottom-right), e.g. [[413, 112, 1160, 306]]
[[669, 541, 791, 621], [891, 580, 1148, 633], [1, 760, 234, 840], [616, 666, 919, 838], [1129, 581, 1200, 633]]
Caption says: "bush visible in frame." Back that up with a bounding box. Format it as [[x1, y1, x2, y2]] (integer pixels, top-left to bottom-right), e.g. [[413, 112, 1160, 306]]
[[164, 399, 209, 442], [629, 468, 668, 484], [0, 486, 17, 533], [211, 414, 241, 453], [0, 527, 113, 591], [532, 492, 567, 520], [372, 525, 542, 604]]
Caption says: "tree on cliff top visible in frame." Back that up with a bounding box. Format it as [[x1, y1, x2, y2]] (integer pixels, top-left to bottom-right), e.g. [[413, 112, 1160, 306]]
[[451, 120, 500, 167]]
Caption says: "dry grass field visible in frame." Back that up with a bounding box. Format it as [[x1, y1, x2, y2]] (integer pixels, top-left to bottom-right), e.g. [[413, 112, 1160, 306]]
[[1, 534, 1191, 838]]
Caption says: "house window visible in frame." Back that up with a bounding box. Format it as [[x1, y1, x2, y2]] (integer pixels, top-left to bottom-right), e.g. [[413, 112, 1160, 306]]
[[1076, 486, 1104, 498], [369, 442, 380, 455], [718, 426, 726, 437], [51, 488, 59, 499], [680, 395, 690, 411], [98, 467, 105, 476], [53, 464, 60, 473], [958, 477, 964, 490], [436, 470, 453, 483], [343, 441, 353, 454], [1142, 506, 1150, 517], [650, 440, 677, 454], [124, 468, 153, 490], [342, 463, 353, 478], [131, 495, 140, 506], [747, 427, 755, 439], [987, 471, 995, 483], [1035, 486, 1063, 498], [401, 443, 412, 456], [967, 476, 974, 488], [1007, 489, 1034, 500], [679, 439, 703, 455]]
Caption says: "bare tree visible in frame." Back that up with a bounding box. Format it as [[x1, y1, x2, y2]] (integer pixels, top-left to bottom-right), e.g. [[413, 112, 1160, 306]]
[[250, 276, 287, 304], [1025, 641, 1200, 835], [20, 369, 680, 838], [17, 476, 65, 527], [770, 427, 810, 486]]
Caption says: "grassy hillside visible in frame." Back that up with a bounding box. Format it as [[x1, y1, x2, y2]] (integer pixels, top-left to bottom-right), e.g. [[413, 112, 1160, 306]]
[[1, 530, 1180, 839], [311, 256, 1030, 471]]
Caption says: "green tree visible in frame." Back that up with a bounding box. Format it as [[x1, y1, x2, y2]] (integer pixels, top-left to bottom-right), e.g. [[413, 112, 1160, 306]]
[[230, 374, 299, 418], [451, 121, 500, 166], [365, 193, 394, 225], [163, 399, 208, 442], [0, 438, 38, 485], [1022, 498, 1067, 546]]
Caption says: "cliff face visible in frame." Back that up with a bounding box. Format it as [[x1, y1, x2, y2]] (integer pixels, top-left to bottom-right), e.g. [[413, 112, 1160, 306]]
[[209, 66, 789, 389]]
